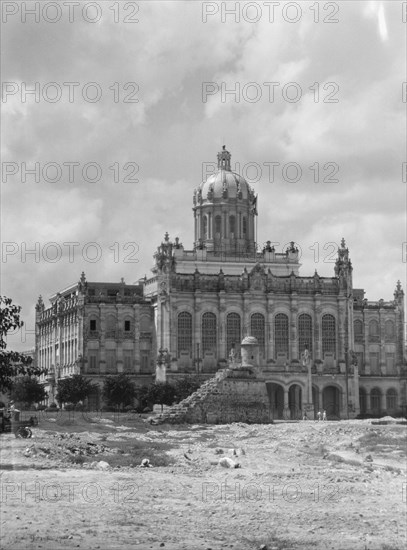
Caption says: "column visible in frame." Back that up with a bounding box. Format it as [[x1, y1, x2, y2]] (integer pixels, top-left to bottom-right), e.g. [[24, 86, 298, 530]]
[[218, 292, 226, 359], [283, 387, 289, 410], [290, 296, 298, 361], [379, 308, 386, 373], [380, 392, 386, 412], [314, 298, 321, 361], [267, 295, 273, 361], [353, 364, 360, 416], [363, 311, 370, 374], [366, 391, 371, 413], [337, 297, 346, 362]]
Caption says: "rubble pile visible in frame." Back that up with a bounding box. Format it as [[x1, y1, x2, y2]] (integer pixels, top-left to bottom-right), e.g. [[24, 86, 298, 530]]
[[19, 432, 119, 465]]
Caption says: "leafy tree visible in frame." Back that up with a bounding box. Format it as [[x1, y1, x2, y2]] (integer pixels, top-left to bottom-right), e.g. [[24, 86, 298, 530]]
[[56, 374, 96, 406], [144, 382, 176, 411], [0, 296, 46, 392], [173, 376, 201, 402], [102, 374, 137, 409], [10, 376, 47, 408]]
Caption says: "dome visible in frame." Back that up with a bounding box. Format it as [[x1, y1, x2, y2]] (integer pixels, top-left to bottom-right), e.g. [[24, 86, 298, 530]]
[[195, 146, 255, 203], [200, 170, 252, 201]]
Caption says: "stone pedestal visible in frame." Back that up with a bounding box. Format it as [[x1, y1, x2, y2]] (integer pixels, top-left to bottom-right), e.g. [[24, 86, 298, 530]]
[[155, 364, 166, 383]]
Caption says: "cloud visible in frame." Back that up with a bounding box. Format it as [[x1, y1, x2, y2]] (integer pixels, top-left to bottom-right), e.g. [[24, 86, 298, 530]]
[[2, 1, 405, 351]]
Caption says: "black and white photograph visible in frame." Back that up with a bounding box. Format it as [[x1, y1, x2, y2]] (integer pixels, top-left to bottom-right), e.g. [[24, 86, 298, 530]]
[[1, 1, 406, 549]]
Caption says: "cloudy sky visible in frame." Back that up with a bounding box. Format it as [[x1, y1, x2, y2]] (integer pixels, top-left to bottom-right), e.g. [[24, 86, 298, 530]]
[[1, 0, 406, 351]]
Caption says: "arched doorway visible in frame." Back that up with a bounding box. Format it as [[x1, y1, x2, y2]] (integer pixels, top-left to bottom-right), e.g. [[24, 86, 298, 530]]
[[322, 386, 340, 419], [288, 384, 302, 420], [359, 388, 367, 415], [386, 388, 397, 413], [370, 388, 382, 415], [266, 383, 284, 420]]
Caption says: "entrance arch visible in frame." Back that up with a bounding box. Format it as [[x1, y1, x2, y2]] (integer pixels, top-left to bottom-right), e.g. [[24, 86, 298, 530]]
[[370, 388, 382, 415], [322, 386, 340, 419], [266, 383, 284, 420], [288, 384, 302, 420]]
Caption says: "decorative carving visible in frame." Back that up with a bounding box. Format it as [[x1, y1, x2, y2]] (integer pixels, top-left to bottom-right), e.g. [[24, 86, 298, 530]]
[[157, 348, 171, 366]]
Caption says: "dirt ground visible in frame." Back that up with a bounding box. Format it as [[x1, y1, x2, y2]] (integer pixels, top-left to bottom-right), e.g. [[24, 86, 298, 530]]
[[0, 413, 406, 550]]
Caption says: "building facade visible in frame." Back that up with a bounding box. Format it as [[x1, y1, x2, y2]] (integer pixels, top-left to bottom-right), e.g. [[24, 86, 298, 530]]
[[144, 147, 406, 419], [35, 147, 406, 417], [35, 275, 156, 408]]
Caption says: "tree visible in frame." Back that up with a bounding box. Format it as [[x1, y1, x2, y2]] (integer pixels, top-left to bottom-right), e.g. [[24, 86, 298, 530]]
[[173, 376, 201, 402], [102, 374, 137, 409], [0, 296, 46, 392], [56, 375, 96, 406], [10, 376, 47, 408], [143, 382, 176, 411]]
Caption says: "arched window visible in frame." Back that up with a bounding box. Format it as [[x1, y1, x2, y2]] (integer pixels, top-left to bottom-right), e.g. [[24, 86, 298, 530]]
[[229, 216, 235, 237], [322, 314, 336, 355], [227, 313, 241, 356], [215, 216, 222, 238], [274, 313, 289, 356], [386, 389, 397, 410], [369, 319, 380, 342], [354, 319, 363, 343], [203, 216, 208, 239], [298, 314, 313, 355], [385, 320, 395, 341], [370, 388, 382, 412], [178, 312, 192, 357], [202, 312, 217, 354], [89, 317, 98, 332], [251, 313, 265, 353], [242, 217, 247, 235]]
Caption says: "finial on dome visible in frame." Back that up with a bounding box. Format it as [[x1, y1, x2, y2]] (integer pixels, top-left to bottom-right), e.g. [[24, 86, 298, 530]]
[[217, 146, 231, 171]]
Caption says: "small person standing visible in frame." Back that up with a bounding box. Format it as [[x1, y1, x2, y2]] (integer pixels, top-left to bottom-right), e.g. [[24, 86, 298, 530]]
[[322, 410, 327, 421], [317, 410, 322, 421], [303, 411, 308, 421]]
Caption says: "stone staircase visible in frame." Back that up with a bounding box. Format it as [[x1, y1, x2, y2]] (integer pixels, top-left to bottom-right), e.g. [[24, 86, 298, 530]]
[[151, 368, 232, 424]]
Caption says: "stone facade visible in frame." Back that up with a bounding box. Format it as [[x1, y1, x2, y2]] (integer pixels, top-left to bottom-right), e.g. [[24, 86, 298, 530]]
[[145, 147, 406, 420], [35, 274, 156, 406], [35, 147, 406, 418]]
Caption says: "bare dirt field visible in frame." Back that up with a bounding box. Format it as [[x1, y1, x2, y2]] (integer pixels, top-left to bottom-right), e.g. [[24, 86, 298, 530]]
[[1, 413, 406, 550]]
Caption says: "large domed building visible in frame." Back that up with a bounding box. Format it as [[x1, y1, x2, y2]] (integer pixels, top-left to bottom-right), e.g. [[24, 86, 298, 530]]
[[35, 147, 406, 419], [144, 147, 406, 419]]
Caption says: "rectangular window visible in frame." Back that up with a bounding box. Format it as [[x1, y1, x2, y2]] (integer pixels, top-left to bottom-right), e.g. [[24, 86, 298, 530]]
[[369, 352, 380, 375], [386, 353, 395, 375], [90, 319, 96, 331], [124, 320, 131, 332], [356, 352, 364, 374], [140, 351, 149, 372], [88, 354, 98, 373], [105, 350, 116, 373], [123, 350, 133, 373]]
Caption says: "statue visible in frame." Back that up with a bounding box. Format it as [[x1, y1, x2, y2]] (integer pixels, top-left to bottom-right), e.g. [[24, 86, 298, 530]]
[[229, 346, 237, 366]]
